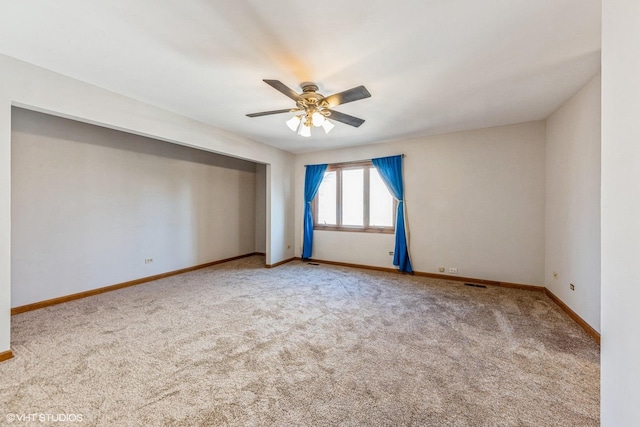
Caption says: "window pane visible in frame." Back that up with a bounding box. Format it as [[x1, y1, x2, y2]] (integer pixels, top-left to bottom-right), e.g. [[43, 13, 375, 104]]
[[342, 169, 364, 226], [316, 171, 336, 225], [369, 168, 394, 227]]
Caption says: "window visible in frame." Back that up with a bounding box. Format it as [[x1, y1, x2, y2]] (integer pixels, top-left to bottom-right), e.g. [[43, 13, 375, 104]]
[[313, 161, 395, 233]]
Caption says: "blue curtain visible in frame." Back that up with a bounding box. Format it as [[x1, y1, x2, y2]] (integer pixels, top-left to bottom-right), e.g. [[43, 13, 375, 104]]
[[372, 155, 413, 273], [302, 164, 328, 259]]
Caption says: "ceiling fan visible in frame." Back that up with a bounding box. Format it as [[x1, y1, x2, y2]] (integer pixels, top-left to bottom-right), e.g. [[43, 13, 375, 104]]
[[246, 80, 371, 137]]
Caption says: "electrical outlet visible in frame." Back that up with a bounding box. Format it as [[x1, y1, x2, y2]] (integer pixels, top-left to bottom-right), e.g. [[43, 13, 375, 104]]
[[553, 272, 558, 279], [570, 283, 575, 291], [388, 251, 394, 256], [145, 258, 153, 264], [449, 268, 458, 274], [438, 267, 445, 273]]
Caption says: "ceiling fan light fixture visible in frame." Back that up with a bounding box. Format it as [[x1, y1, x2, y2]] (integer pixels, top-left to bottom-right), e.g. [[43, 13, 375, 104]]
[[322, 119, 335, 134], [248, 80, 371, 137], [286, 115, 301, 131]]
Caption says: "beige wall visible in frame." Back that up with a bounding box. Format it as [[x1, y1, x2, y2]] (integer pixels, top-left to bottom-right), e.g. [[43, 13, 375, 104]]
[[601, 0, 640, 424], [11, 108, 258, 307], [295, 121, 546, 286], [545, 74, 601, 332], [255, 163, 267, 253]]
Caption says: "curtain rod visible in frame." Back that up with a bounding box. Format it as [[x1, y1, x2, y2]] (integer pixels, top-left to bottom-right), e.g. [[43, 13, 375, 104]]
[[305, 154, 405, 167]]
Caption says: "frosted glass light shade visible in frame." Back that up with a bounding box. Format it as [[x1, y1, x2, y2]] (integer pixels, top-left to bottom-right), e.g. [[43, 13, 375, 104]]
[[286, 115, 301, 132], [322, 120, 335, 134], [298, 124, 311, 137], [312, 111, 325, 127]]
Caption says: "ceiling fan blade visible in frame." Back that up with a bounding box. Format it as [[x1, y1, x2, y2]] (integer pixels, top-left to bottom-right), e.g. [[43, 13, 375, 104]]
[[263, 80, 301, 101], [326, 109, 365, 127], [246, 108, 299, 118], [324, 85, 371, 107]]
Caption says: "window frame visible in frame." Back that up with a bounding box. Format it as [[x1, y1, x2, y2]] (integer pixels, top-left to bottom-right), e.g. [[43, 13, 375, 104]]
[[312, 160, 396, 234]]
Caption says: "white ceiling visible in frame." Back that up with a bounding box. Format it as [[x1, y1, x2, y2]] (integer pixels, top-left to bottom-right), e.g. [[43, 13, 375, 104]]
[[0, 0, 601, 153]]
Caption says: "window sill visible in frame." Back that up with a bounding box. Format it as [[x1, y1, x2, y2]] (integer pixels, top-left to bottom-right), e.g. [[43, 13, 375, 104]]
[[313, 226, 395, 234]]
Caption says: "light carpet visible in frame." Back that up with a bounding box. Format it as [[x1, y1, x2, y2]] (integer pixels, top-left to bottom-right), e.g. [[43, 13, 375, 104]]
[[1, 256, 599, 426]]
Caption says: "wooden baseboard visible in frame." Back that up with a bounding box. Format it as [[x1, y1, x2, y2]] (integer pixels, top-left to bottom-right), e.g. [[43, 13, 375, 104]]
[[266, 257, 296, 268], [11, 252, 261, 315], [10, 252, 600, 345], [415, 270, 500, 286], [254, 252, 266, 256], [0, 349, 14, 363], [544, 288, 601, 344], [494, 280, 546, 292], [302, 257, 598, 344], [303, 258, 544, 292], [414, 272, 545, 292], [303, 258, 399, 274]]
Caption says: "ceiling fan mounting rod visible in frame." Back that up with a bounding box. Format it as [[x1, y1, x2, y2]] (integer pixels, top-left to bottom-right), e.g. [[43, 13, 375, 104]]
[[301, 83, 318, 93]]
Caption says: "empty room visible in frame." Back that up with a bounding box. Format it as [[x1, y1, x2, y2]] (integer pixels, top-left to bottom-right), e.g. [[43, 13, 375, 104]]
[[0, 1, 639, 426]]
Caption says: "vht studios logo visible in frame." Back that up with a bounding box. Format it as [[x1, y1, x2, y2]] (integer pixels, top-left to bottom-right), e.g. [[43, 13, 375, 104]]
[[6, 413, 84, 423]]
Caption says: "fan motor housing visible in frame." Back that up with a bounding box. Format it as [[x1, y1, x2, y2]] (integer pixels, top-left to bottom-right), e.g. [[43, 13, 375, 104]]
[[298, 83, 327, 111]]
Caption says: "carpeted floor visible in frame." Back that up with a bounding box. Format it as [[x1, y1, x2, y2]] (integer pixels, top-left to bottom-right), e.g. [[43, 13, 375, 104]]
[[1, 256, 599, 426]]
